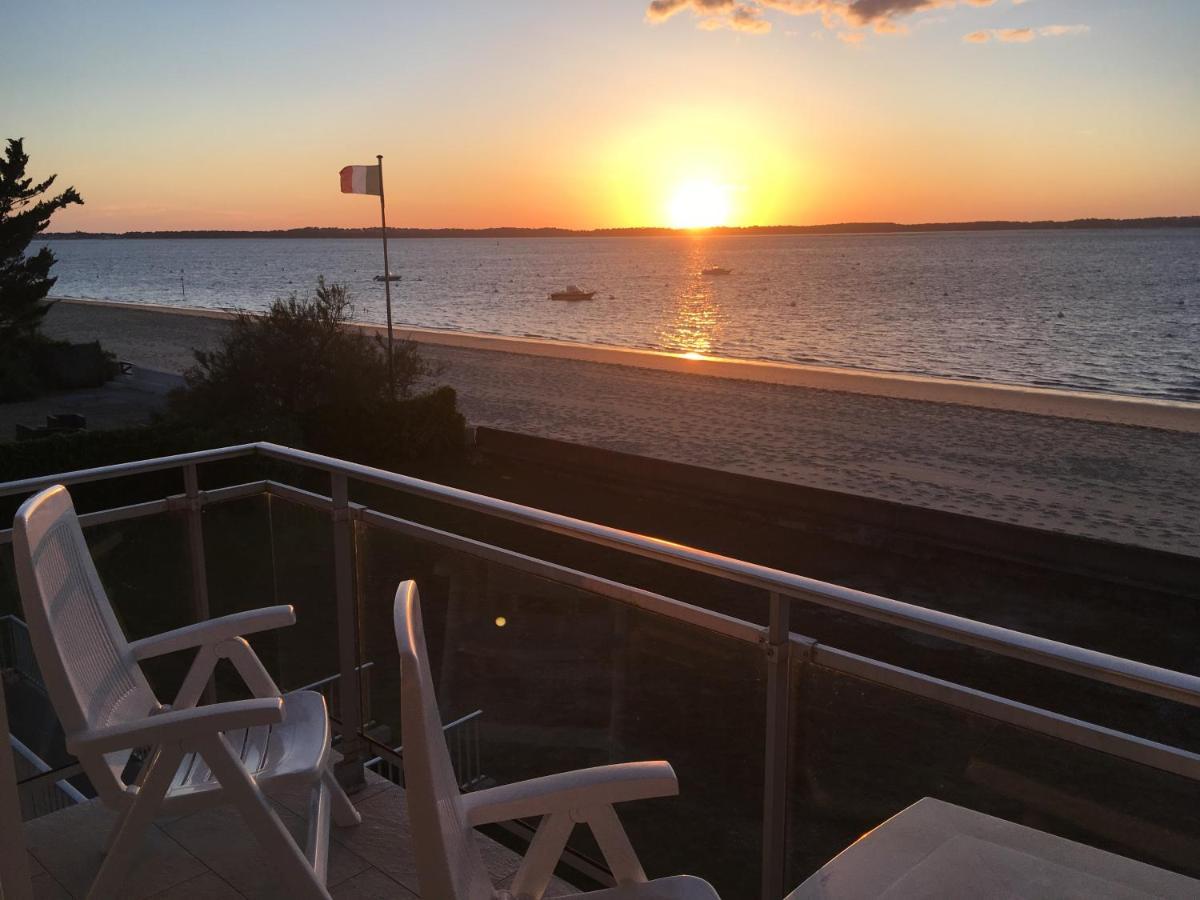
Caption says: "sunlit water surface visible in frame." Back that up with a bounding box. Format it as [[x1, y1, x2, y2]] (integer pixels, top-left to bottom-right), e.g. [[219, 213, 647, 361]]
[[39, 229, 1200, 401]]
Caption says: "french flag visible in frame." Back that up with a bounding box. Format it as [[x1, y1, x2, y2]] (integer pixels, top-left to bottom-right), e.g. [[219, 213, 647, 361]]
[[339, 164, 382, 196]]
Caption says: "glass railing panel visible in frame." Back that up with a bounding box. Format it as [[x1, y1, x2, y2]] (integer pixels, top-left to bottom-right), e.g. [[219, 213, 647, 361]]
[[219, 493, 340, 696], [784, 650, 1200, 891], [88, 511, 194, 641], [202, 492, 338, 697], [348, 479, 772, 627], [202, 492, 279, 701], [0, 542, 19, 619], [77, 512, 194, 704], [354, 518, 766, 898]]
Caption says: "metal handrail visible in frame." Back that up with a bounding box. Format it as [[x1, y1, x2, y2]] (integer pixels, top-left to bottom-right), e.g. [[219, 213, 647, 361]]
[[254, 443, 1200, 708], [3, 441, 1199, 707], [0, 444, 258, 499]]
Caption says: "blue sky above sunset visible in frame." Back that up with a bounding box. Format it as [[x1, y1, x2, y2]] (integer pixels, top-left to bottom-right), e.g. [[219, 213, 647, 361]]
[[3, 0, 1198, 230]]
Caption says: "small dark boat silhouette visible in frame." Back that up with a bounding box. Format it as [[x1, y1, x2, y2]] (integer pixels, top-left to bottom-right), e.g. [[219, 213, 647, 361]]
[[374, 273, 402, 282], [549, 285, 595, 301], [702, 266, 732, 276]]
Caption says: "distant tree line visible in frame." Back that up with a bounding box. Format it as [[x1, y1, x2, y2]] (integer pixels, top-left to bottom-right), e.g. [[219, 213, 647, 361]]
[[37, 216, 1200, 240]]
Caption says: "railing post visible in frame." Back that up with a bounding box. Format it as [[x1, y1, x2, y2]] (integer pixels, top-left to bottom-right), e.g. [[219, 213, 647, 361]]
[[182, 464, 215, 705], [331, 472, 366, 791], [0, 678, 33, 900], [762, 591, 791, 900]]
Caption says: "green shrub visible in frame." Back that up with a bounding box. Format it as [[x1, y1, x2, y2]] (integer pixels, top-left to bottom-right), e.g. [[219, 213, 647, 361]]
[[0, 421, 211, 484], [0, 337, 121, 401], [167, 278, 464, 467], [307, 385, 465, 467], [0, 341, 41, 401], [34, 339, 120, 389]]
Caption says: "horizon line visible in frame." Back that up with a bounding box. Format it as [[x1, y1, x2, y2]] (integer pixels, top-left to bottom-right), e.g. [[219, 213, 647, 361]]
[[39, 215, 1200, 240]]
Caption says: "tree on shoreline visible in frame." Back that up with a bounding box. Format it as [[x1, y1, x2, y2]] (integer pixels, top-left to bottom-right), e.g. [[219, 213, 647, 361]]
[[0, 138, 83, 345], [169, 278, 463, 466]]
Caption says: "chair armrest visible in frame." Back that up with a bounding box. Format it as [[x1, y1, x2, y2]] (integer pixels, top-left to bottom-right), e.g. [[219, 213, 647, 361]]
[[66, 698, 284, 755], [129, 606, 296, 660], [463, 761, 678, 826]]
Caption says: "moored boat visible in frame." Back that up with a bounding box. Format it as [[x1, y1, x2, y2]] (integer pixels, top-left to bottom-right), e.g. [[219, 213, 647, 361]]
[[549, 285, 595, 301], [702, 266, 732, 276]]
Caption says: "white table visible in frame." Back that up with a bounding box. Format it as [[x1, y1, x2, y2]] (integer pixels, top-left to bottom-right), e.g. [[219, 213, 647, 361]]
[[786, 797, 1199, 899]]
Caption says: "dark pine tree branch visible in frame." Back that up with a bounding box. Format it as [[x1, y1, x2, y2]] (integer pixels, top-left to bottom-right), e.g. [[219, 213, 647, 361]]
[[0, 138, 84, 346]]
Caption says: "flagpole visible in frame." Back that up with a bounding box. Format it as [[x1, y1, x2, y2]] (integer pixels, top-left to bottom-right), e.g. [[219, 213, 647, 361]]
[[377, 153, 395, 394]]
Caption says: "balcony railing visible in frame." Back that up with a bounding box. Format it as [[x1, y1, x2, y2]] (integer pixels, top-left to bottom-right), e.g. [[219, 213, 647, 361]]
[[1, 442, 1198, 899]]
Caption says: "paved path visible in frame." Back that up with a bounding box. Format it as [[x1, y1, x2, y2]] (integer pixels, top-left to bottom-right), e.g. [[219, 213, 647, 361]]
[[0, 366, 183, 441]]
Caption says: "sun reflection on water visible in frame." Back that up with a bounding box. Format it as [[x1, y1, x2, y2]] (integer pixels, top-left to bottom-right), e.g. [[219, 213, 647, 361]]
[[658, 241, 727, 356]]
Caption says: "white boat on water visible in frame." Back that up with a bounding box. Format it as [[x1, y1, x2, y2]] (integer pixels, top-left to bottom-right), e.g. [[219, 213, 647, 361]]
[[549, 285, 595, 301], [702, 266, 732, 276]]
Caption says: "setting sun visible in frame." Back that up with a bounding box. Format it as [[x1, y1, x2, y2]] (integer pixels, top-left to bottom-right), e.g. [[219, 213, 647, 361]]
[[668, 179, 733, 229]]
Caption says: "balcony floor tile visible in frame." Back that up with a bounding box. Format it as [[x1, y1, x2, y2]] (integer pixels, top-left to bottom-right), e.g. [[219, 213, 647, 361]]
[[25, 800, 208, 899], [328, 867, 419, 899], [158, 802, 372, 897], [22, 775, 581, 898]]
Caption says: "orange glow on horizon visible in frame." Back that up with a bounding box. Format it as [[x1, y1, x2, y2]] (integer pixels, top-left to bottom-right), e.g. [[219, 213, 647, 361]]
[[598, 105, 803, 230], [10, 1, 1197, 234]]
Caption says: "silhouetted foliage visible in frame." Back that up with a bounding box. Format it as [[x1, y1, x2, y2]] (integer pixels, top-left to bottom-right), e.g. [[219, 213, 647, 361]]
[[168, 279, 465, 465], [0, 421, 210, 487], [0, 138, 106, 400], [0, 138, 83, 345]]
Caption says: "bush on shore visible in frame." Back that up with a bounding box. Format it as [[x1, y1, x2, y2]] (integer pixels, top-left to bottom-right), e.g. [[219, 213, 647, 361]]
[[0, 279, 464, 488], [0, 336, 121, 402], [166, 278, 465, 468]]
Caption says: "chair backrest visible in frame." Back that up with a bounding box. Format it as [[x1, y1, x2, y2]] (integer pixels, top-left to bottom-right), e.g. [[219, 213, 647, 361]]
[[12, 485, 159, 804], [393, 580, 495, 900]]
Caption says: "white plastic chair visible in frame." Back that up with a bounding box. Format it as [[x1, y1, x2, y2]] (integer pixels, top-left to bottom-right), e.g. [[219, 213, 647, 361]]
[[13, 485, 361, 900], [392, 579, 721, 900]]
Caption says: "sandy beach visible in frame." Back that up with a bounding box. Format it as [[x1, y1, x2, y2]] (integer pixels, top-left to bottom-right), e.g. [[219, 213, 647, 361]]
[[41, 298, 1200, 557]]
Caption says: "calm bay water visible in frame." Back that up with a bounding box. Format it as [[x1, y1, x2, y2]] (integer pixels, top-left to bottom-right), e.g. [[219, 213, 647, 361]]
[[38, 229, 1200, 401]]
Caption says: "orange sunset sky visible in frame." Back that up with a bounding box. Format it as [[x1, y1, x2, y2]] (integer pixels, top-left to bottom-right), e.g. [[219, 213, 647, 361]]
[[4, 1, 1199, 232]]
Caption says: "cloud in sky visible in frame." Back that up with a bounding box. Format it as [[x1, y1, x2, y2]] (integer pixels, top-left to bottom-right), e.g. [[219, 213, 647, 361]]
[[963, 23, 1090, 43], [646, 0, 1065, 42], [695, 2, 774, 33], [648, 0, 773, 33]]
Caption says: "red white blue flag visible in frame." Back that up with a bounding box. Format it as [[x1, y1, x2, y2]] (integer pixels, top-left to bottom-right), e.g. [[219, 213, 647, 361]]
[[339, 165, 381, 196]]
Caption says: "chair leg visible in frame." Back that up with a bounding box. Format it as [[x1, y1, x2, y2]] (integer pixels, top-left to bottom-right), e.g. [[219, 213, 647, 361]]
[[323, 768, 361, 827], [584, 804, 647, 886], [102, 803, 133, 855], [306, 777, 332, 887], [87, 745, 182, 900], [197, 734, 329, 900], [510, 811, 574, 900]]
